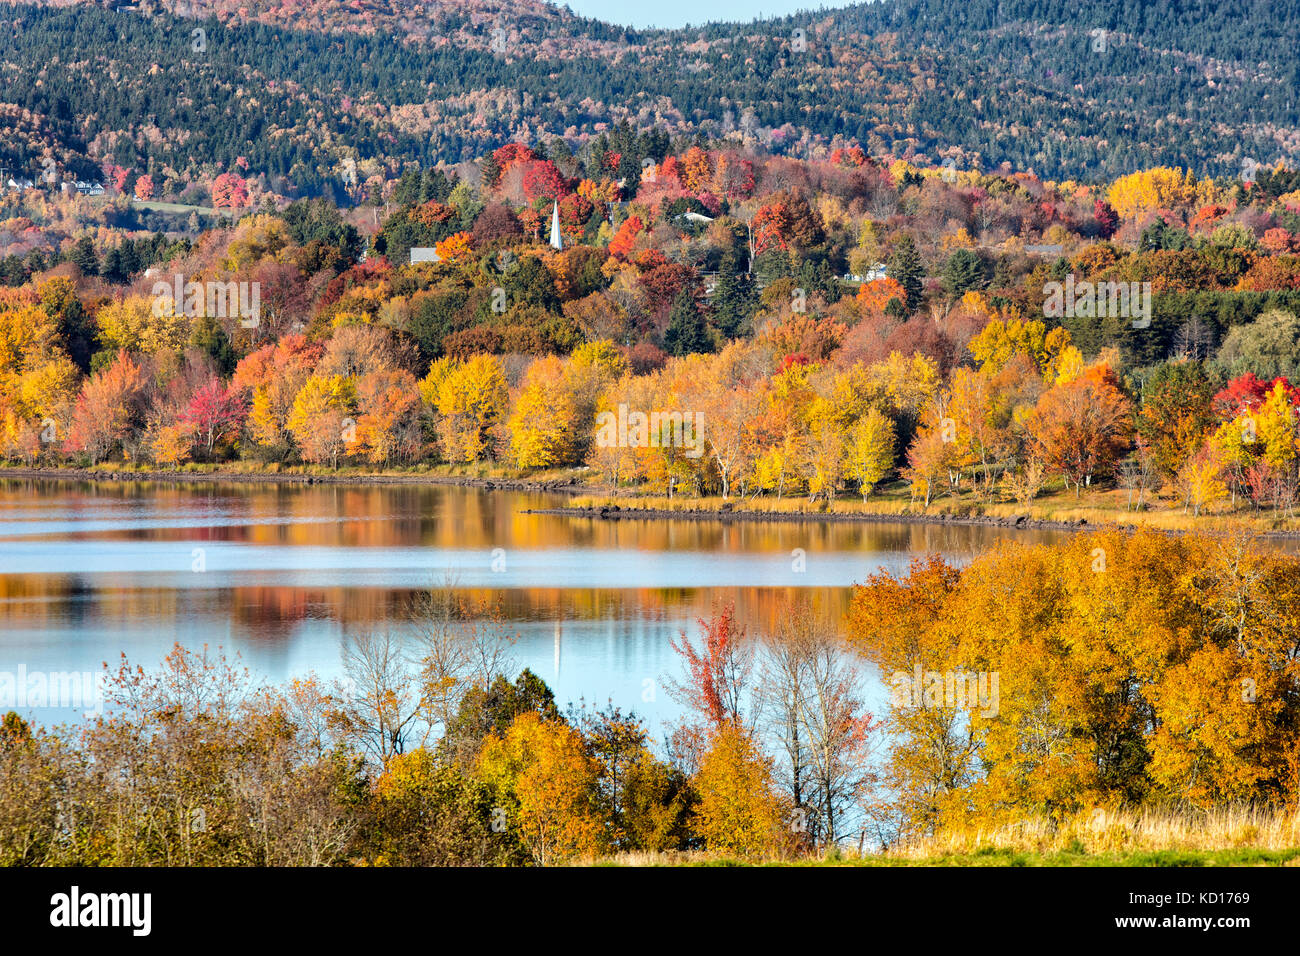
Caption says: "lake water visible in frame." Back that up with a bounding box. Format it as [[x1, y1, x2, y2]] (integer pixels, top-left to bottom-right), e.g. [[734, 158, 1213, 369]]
[[0, 479, 1074, 732]]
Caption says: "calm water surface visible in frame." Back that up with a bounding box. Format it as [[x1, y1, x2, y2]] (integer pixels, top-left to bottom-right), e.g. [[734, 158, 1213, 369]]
[[0, 479, 1075, 729]]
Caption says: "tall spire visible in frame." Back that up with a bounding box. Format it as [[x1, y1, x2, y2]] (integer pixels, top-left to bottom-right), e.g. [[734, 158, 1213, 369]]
[[549, 200, 563, 250]]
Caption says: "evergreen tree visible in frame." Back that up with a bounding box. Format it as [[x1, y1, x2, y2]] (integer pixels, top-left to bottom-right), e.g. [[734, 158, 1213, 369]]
[[664, 288, 712, 356], [0, 255, 25, 286], [101, 246, 129, 284], [887, 235, 924, 313], [69, 236, 99, 276], [711, 251, 756, 341], [190, 314, 239, 376], [940, 248, 986, 298]]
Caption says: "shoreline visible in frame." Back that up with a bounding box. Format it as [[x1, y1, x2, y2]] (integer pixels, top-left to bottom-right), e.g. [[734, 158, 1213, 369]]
[[524, 504, 1097, 534], [5, 467, 1300, 539], [0, 466, 584, 495], [524, 503, 1300, 539]]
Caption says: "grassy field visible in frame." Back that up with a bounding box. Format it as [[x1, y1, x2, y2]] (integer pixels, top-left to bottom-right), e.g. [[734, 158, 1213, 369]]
[[130, 199, 228, 218], [597, 847, 1300, 866], [595, 807, 1300, 866]]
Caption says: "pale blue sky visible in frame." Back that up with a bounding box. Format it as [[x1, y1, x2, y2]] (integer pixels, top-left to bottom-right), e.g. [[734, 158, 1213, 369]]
[[559, 1, 847, 30]]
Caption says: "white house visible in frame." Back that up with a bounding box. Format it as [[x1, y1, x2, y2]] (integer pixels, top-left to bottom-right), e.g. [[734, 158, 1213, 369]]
[[409, 247, 441, 264], [846, 262, 888, 283], [60, 181, 105, 196]]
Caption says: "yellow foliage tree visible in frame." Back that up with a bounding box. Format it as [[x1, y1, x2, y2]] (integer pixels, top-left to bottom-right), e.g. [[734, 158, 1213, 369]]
[[286, 374, 357, 467], [1106, 167, 1196, 221], [434, 355, 509, 462], [849, 531, 1300, 835], [97, 295, 190, 355], [692, 722, 787, 857], [845, 407, 897, 500], [476, 712, 605, 865]]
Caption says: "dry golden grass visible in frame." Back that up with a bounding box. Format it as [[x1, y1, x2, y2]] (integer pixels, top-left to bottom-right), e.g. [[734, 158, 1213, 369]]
[[567, 483, 1300, 535], [887, 806, 1300, 859], [586, 807, 1300, 866]]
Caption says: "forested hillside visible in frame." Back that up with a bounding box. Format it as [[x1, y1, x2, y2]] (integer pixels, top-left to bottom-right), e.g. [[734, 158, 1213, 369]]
[[1, 0, 1297, 198]]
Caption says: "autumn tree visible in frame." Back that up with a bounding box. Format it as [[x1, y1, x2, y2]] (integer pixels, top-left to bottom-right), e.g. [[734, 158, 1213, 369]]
[[286, 374, 357, 467], [64, 350, 146, 463], [845, 407, 896, 500], [427, 355, 509, 463], [758, 603, 875, 848], [846, 554, 969, 837], [902, 402, 959, 507], [181, 379, 246, 460], [352, 369, 422, 465], [692, 721, 786, 857], [508, 355, 577, 469], [476, 712, 606, 864], [1025, 364, 1134, 494], [850, 531, 1300, 832], [370, 748, 527, 866], [211, 172, 251, 209], [886, 235, 925, 313], [855, 277, 906, 316]]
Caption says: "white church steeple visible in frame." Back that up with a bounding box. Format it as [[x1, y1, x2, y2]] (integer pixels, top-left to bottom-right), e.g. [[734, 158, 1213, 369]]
[[549, 201, 563, 250]]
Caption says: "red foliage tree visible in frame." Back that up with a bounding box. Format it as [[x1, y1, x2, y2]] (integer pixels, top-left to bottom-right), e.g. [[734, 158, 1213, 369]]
[[63, 350, 146, 464], [1212, 373, 1299, 418], [522, 160, 568, 203], [667, 603, 750, 730], [608, 215, 643, 259], [558, 192, 595, 242], [211, 173, 250, 209], [830, 146, 867, 167], [182, 380, 247, 459]]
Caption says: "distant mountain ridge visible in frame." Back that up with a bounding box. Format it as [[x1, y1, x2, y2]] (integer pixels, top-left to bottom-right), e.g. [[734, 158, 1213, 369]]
[[1, 0, 1297, 193]]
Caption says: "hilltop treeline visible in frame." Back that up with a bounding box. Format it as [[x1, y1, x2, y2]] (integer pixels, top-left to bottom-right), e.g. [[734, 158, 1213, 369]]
[[1, 0, 1297, 194]]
